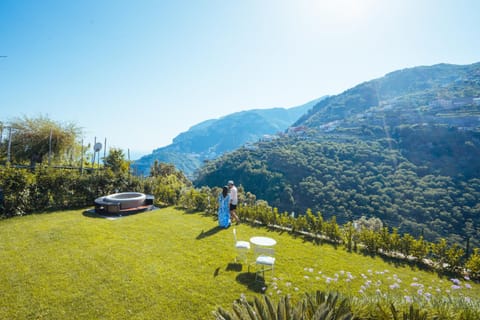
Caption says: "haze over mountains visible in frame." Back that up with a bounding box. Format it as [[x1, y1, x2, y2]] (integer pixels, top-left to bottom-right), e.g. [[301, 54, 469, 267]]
[[132, 97, 325, 177]]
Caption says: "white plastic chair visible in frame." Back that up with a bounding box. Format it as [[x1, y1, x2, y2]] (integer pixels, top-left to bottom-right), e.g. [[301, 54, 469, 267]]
[[233, 228, 250, 263], [250, 246, 275, 281]]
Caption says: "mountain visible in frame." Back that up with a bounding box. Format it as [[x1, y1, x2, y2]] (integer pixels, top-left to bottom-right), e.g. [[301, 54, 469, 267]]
[[194, 62, 480, 247], [295, 62, 480, 130], [131, 97, 325, 177]]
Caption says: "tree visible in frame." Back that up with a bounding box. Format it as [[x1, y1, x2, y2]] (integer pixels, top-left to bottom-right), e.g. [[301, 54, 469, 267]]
[[342, 221, 356, 252], [466, 248, 480, 278], [444, 244, 465, 272], [432, 238, 449, 268], [411, 236, 430, 260], [103, 148, 130, 174], [7, 116, 81, 166]]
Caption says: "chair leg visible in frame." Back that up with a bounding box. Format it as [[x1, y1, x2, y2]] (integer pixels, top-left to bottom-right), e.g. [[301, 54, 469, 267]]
[[254, 265, 273, 282]]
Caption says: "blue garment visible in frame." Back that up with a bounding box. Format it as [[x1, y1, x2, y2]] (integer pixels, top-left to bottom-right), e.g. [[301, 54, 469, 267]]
[[218, 193, 231, 228]]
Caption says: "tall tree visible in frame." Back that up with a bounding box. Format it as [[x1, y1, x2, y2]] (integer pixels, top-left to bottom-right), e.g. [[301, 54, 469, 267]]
[[7, 116, 81, 166], [104, 148, 130, 174]]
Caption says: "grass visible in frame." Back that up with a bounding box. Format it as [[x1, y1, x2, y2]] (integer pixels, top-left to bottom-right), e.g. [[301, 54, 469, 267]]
[[0, 207, 479, 319]]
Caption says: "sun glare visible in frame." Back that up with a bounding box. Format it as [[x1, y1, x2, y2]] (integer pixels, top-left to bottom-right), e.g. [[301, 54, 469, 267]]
[[311, 0, 376, 25]]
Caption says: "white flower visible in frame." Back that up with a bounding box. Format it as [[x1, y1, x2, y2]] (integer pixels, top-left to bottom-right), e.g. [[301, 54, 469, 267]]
[[389, 283, 400, 290]]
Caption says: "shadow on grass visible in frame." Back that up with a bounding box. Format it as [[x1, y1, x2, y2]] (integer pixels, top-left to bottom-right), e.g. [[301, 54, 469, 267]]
[[82, 209, 108, 219], [235, 272, 268, 293], [226, 263, 244, 272], [82, 208, 159, 220], [196, 226, 225, 239]]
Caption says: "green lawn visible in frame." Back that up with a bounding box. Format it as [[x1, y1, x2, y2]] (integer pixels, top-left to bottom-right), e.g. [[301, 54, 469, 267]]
[[0, 207, 479, 319]]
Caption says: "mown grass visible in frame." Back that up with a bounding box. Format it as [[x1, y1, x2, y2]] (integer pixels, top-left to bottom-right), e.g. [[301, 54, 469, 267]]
[[0, 207, 479, 319]]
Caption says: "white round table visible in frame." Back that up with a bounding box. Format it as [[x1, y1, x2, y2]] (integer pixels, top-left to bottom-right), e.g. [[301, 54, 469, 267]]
[[250, 236, 277, 247]]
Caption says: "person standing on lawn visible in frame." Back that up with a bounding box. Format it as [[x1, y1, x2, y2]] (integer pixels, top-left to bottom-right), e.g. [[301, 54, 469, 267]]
[[217, 186, 231, 228], [228, 180, 240, 224]]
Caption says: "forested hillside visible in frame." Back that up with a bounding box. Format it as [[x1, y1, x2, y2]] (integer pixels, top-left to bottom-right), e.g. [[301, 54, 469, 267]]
[[194, 62, 480, 247]]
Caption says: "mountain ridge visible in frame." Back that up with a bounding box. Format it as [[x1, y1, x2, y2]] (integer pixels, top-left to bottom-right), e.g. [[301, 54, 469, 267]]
[[132, 97, 326, 177]]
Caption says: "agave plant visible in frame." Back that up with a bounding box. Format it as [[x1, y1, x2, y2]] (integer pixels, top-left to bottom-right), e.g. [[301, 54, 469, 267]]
[[213, 291, 354, 320], [374, 303, 429, 320]]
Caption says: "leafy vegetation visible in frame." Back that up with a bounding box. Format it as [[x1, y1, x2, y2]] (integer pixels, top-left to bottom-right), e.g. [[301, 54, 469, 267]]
[[194, 62, 480, 249], [1, 207, 479, 319], [194, 136, 480, 248], [214, 291, 354, 320], [0, 116, 81, 166], [2, 62, 480, 318]]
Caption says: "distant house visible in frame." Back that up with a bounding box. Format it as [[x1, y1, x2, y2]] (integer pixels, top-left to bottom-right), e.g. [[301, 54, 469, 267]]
[[260, 134, 277, 142], [287, 126, 307, 136], [319, 120, 340, 132]]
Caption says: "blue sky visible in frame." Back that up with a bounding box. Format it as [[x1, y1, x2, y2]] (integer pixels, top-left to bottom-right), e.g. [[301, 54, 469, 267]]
[[1, 0, 479, 159]]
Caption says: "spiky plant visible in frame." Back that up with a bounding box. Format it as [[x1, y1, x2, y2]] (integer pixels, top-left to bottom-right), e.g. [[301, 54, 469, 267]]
[[213, 291, 354, 320]]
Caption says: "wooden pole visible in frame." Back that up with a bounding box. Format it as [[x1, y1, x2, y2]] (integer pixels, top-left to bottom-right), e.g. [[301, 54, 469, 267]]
[[128, 148, 131, 179], [48, 128, 53, 166], [80, 138, 84, 174], [7, 127, 12, 164], [92, 137, 96, 166]]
